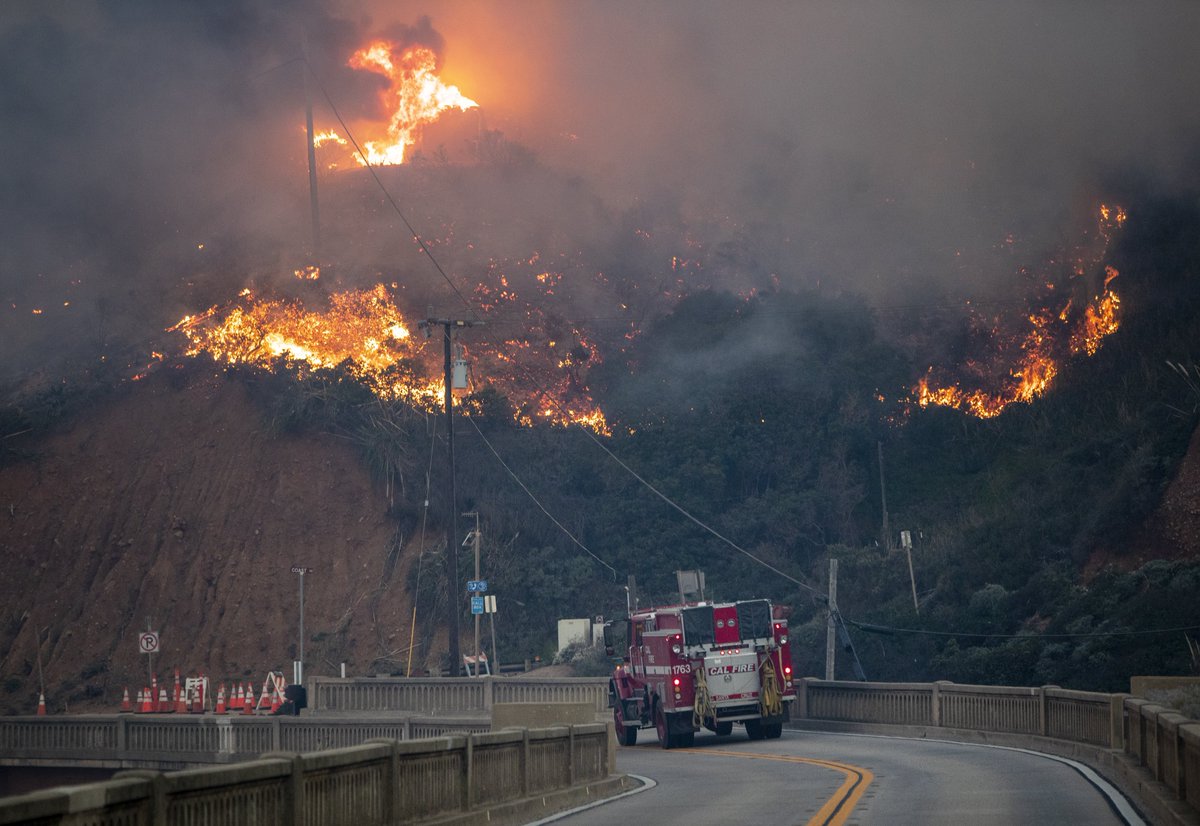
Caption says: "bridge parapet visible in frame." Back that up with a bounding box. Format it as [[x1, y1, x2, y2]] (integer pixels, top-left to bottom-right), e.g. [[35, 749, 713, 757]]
[[0, 715, 489, 770], [308, 676, 609, 715], [0, 724, 613, 826], [801, 678, 1199, 821]]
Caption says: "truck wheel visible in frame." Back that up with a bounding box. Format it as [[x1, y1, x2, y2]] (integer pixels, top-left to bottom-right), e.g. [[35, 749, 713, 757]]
[[714, 721, 733, 737], [656, 706, 674, 749], [764, 722, 783, 739], [614, 704, 638, 746], [744, 719, 765, 741]]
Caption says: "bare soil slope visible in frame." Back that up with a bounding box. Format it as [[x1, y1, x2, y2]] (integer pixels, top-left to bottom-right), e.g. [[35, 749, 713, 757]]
[[0, 370, 421, 714]]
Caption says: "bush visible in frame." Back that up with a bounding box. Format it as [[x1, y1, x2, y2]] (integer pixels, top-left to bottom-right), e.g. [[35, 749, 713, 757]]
[[552, 642, 612, 677]]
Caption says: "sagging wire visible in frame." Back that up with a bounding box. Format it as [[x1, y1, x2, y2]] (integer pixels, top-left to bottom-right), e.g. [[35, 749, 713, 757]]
[[306, 63, 614, 575], [463, 413, 616, 578], [306, 61, 818, 596]]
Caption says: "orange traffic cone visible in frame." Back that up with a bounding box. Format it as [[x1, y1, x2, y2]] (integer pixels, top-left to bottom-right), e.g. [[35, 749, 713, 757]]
[[36, 692, 46, 716], [215, 684, 227, 714], [232, 684, 243, 711], [120, 687, 133, 713], [269, 684, 281, 714], [242, 685, 254, 715], [158, 687, 171, 713]]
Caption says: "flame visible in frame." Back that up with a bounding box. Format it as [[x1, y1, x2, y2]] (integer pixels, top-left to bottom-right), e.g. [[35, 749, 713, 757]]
[[912, 204, 1125, 418], [171, 284, 609, 434], [312, 130, 347, 148], [348, 42, 477, 166]]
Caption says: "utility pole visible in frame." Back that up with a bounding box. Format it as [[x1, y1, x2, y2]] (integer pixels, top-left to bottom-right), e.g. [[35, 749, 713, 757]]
[[290, 566, 313, 684], [418, 317, 481, 676], [901, 530, 919, 613], [145, 616, 153, 687], [464, 511, 481, 664], [878, 440, 890, 549], [825, 558, 838, 681], [301, 45, 320, 256], [487, 595, 498, 672]]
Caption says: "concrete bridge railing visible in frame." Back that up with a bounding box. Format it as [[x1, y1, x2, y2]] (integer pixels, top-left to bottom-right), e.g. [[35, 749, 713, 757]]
[[3, 676, 1197, 821], [0, 723, 613, 826], [308, 676, 610, 715], [0, 715, 491, 769], [799, 678, 1200, 821]]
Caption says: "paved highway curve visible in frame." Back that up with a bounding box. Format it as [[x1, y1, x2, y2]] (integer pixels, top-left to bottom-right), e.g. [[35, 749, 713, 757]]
[[543, 730, 1143, 826]]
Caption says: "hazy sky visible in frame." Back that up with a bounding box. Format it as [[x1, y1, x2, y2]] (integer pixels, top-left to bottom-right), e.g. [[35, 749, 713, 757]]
[[2, 1, 1199, 382]]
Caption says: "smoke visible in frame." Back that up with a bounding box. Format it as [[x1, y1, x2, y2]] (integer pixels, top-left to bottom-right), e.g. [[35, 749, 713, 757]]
[[3, 0, 1199, 390]]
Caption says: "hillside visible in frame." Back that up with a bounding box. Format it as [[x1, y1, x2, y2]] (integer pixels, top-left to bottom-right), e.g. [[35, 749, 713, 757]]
[[5, 189, 1200, 708], [2, 354, 1198, 715], [0, 368, 420, 715]]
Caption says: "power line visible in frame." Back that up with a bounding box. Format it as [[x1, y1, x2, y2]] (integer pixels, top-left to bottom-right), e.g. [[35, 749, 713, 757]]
[[306, 62, 822, 596], [463, 413, 616, 578]]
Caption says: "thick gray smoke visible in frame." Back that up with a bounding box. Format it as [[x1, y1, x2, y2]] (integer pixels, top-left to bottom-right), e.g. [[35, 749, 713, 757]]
[[3, 0, 1199, 388]]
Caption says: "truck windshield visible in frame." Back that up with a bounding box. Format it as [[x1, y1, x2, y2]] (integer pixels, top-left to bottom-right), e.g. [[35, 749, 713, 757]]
[[681, 606, 715, 646], [736, 600, 772, 641]]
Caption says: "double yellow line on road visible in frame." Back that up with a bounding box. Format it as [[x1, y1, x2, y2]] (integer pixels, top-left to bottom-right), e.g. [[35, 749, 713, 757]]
[[677, 748, 874, 826]]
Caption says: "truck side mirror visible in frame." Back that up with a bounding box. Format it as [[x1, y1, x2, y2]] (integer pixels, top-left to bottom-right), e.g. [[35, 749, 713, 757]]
[[602, 622, 615, 656]]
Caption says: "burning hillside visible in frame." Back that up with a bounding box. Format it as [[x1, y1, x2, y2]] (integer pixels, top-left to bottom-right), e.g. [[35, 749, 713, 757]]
[[909, 204, 1127, 418], [166, 25, 1137, 436], [169, 278, 610, 435]]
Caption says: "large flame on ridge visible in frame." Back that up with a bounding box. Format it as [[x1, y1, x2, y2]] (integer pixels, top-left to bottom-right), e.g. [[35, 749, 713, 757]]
[[348, 42, 477, 166], [912, 204, 1126, 418], [169, 282, 609, 435]]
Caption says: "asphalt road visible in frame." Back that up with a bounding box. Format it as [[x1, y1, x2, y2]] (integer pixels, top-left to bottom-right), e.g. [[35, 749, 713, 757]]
[[547, 729, 1143, 826]]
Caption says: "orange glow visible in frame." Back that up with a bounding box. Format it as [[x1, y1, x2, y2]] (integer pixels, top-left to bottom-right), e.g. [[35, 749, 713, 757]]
[[913, 204, 1125, 418], [171, 284, 608, 434], [348, 42, 477, 166]]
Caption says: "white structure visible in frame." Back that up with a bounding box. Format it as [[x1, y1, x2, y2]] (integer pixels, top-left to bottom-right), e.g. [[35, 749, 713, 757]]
[[557, 618, 599, 654]]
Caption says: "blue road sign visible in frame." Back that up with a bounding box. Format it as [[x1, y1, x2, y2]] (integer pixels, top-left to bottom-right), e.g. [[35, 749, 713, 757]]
[[471, 596, 485, 614], [467, 579, 488, 593]]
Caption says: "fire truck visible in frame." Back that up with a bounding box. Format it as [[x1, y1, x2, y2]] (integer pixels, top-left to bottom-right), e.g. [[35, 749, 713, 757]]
[[605, 596, 796, 748]]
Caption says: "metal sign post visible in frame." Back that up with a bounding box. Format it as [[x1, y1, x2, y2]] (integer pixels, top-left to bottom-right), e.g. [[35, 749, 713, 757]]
[[291, 567, 313, 685], [141, 618, 158, 686], [485, 595, 498, 673]]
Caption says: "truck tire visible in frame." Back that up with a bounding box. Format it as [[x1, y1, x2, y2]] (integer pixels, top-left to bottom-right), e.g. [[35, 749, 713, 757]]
[[614, 704, 638, 746], [714, 721, 733, 736], [764, 722, 783, 739], [656, 705, 673, 749], [744, 718, 765, 741]]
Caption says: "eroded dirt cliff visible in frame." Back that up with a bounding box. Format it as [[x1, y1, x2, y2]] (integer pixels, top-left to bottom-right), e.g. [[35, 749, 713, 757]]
[[0, 369, 424, 714]]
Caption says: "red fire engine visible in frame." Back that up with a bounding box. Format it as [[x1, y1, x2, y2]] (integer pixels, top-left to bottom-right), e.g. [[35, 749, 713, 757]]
[[605, 597, 796, 748]]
